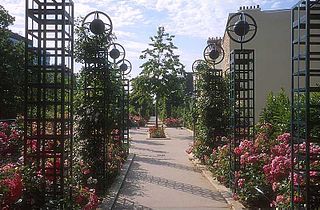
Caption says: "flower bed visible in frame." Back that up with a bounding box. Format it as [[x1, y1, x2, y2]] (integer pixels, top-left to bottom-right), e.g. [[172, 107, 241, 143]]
[[0, 121, 23, 163], [190, 123, 320, 209], [130, 115, 147, 127], [163, 118, 182, 127], [0, 163, 23, 209], [149, 126, 166, 138], [0, 121, 109, 209]]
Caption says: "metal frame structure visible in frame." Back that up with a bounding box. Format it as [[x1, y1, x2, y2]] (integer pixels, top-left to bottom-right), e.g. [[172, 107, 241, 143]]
[[82, 47, 109, 193], [191, 59, 204, 142], [226, 12, 257, 192], [291, 0, 320, 208], [229, 49, 255, 189], [24, 0, 74, 206], [121, 78, 130, 153], [80, 12, 130, 193], [120, 59, 131, 154]]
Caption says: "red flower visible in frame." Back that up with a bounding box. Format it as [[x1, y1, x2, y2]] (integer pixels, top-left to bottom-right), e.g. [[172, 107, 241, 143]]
[[233, 147, 242, 156], [0, 171, 23, 207], [237, 178, 245, 188], [45, 158, 61, 181], [293, 195, 304, 203], [0, 122, 9, 131]]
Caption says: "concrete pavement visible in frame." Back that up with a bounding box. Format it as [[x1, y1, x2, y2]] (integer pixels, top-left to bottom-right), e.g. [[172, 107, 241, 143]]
[[113, 119, 231, 210]]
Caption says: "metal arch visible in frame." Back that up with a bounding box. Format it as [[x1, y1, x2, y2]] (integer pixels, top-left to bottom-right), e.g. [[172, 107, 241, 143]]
[[120, 59, 132, 76], [82, 11, 113, 37], [203, 43, 225, 65], [107, 43, 126, 64], [226, 12, 257, 44]]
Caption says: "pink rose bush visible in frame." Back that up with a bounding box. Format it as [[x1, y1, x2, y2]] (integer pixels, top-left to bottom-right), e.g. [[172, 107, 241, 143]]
[[210, 144, 231, 185], [0, 121, 23, 162], [206, 123, 320, 208], [0, 163, 23, 209], [73, 187, 99, 210], [163, 118, 182, 127], [232, 127, 272, 207]]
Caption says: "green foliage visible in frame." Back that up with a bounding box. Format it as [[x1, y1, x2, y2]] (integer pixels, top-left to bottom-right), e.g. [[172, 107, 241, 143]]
[[259, 89, 290, 134], [129, 75, 153, 119], [193, 62, 229, 160], [137, 26, 186, 120], [209, 145, 231, 186], [0, 5, 24, 118], [73, 18, 127, 193], [0, 5, 14, 28]]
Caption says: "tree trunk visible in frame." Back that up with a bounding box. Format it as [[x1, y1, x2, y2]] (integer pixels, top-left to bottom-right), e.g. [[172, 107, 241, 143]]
[[155, 97, 158, 128]]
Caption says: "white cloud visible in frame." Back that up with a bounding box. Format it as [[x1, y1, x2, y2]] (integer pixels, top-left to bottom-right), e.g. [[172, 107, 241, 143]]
[[129, 0, 294, 38], [3, 0, 295, 76]]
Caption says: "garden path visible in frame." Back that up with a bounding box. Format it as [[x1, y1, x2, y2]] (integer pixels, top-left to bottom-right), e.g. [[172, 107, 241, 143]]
[[113, 117, 231, 210]]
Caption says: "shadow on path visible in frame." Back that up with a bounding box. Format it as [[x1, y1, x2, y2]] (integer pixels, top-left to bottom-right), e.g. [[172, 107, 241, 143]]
[[133, 140, 165, 146], [130, 129, 147, 135], [113, 197, 153, 210], [118, 161, 147, 198], [134, 156, 201, 173], [130, 145, 167, 154], [127, 171, 226, 202]]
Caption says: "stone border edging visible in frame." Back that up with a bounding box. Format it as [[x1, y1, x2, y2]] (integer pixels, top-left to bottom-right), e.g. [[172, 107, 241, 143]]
[[187, 153, 245, 210], [183, 127, 194, 134], [99, 153, 135, 210]]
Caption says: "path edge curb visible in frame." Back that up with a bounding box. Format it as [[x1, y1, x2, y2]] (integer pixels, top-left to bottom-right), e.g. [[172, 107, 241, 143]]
[[99, 153, 136, 210], [187, 153, 245, 210]]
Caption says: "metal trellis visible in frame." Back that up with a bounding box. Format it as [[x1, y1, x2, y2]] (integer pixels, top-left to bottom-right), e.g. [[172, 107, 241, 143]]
[[291, 0, 320, 208], [24, 0, 74, 206]]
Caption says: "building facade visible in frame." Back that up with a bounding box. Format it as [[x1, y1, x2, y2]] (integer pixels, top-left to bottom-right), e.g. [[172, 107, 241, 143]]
[[219, 6, 291, 121]]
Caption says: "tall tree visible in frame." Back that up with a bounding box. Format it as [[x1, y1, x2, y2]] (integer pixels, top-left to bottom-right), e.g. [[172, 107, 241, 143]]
[[139, 26, 185, 126], [0, 5, 25, 118]]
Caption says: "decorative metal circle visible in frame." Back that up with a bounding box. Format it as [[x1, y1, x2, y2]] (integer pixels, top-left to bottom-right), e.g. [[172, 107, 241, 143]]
[[203, 44, 225, 65], [192, 59, 205, 73], [226, 12, 257, 43], [120, 59, 132, 75], [107, 43, 125, 64], [82, 11, 113, 36]]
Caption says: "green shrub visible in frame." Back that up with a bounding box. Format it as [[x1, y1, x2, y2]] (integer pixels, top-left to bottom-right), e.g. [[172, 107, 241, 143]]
[[259, 89, 290, 135]]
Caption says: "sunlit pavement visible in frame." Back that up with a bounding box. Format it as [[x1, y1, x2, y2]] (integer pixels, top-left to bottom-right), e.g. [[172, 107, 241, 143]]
[[113, 118, 231, 210]]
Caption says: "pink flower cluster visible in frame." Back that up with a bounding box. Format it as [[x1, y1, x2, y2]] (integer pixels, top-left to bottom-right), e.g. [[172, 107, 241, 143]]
[[234, 140, 256, 156], [163, 118, 182, 127], [0, 122, 22, 158], [263, 155, 291, 183], [0, 163, 23, 209], [232, 131, 293, 207], [75, 187, 99, 210]]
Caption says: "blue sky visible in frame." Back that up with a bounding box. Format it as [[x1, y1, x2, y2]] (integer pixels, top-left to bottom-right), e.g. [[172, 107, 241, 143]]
[[4, 0, 296, 77]]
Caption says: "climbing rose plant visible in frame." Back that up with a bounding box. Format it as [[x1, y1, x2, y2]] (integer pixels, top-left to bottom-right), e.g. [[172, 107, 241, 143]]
[[206, 124, 320, 208]]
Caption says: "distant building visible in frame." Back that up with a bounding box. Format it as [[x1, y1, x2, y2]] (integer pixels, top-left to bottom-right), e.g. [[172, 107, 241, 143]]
[[9, 32, 50, 65], [218, 6, 291, 121], [9, 32, 32, 46]]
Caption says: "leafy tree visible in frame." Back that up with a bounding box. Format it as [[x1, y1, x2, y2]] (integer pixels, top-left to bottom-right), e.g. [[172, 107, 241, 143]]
[[0, 5, 25, 118], [129, 75, 153, 119], [139, 26, 185, 126]]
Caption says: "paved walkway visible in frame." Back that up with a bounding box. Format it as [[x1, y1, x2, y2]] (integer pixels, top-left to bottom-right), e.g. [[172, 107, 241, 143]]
[[114, 118, 230, 210]]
